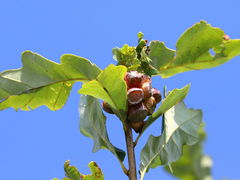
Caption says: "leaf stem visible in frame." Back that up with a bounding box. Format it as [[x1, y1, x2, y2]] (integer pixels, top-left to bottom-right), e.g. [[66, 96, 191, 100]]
[[124, 121, 137, 180]]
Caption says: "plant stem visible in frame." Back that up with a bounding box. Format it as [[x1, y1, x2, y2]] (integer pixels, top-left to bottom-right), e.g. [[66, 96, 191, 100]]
[[124, 121, 137, 180]]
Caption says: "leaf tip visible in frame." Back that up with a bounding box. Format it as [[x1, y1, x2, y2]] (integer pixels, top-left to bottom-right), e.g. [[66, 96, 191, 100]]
[[199, 20, 208, 24], [21, 50, 34, 58], [179, 84, 191, 95]]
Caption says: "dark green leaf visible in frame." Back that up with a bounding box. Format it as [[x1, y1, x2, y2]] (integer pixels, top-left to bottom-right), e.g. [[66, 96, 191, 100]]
[[78, 64, 127, 121], [0, 51, 101, 111], [140, 102, 202, 180], [79, 95, 126, 163]]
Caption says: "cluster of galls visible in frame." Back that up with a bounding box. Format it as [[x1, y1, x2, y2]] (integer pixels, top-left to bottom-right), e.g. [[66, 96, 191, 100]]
[[102, 71, 162, 133]]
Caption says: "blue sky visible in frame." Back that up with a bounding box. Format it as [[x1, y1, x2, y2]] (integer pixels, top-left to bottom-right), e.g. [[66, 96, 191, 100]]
[[0, 0, 240, 179]]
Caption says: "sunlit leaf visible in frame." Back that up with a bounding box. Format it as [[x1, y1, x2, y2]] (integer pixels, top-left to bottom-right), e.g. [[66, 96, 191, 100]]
[[140, 102, 202, 180], [112, 44, 140, 68], [64, 160, 82, 180], [147, 21, 240, 78], [60, 160, 104, 180], [148, 41, 175, 70], [0, 51, 101, 111], [78, 64, 127, 121]]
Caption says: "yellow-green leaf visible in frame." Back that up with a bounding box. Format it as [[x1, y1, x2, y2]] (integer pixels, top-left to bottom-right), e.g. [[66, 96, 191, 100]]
[[78, 64, 127, 121], [148, 21, 240, 78], [62, 161, 104, 180], [0, 51, 101, 111]]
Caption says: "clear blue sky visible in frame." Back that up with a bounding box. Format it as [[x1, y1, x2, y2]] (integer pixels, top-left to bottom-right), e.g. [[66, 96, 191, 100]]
[[0, 0, 240, 179]]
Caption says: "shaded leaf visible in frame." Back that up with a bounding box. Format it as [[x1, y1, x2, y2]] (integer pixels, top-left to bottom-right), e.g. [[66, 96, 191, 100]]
[[79, 95, 126, 163], [164, 125, 213, 180], [0, 51, 101, 111], [136, 84, 190, 143], [140, 102, 202, 180], [147, 21, 240, 78], [78, 64, 127, 121]]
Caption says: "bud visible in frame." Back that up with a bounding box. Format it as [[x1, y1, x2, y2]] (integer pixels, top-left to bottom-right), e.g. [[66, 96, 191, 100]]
[[124, 71, 143, 88], [144, 96, 156, 115], [152, 88, 162, 104], [223, 34, 230, 40], [128, 103, 148, 122], [102, 101, 114, 114], [142, 82, 152, 99], [131, 121, 145, 133], [127, 88, 144, 105]]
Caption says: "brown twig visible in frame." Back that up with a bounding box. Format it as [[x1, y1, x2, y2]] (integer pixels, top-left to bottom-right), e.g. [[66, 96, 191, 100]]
[[124, 121, 137, 180]]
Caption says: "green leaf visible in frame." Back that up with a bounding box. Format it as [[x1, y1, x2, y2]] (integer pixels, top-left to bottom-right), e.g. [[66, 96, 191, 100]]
[[164, 124, 213, 180], [112, 44, 140, 69], [148, 84, 191, 126], [174, 21, 224, 65], [138, 32, 144, 40], [135, 84, 190, 143], [148, 41, 175, 70], [64, 160, 82, 180], [140, 102, 202, 180], [139, 46, 160, 76], [79, 95, 126, 163], [62, 161, 104, 180], [0, 51, 101, 111], [86, 161, 104, 180], [147, 21, 240, 78], [78, 64, 127, 121]]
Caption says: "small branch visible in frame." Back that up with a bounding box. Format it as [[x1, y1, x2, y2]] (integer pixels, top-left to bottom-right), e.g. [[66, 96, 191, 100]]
[[124, 121, 137, 180]]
